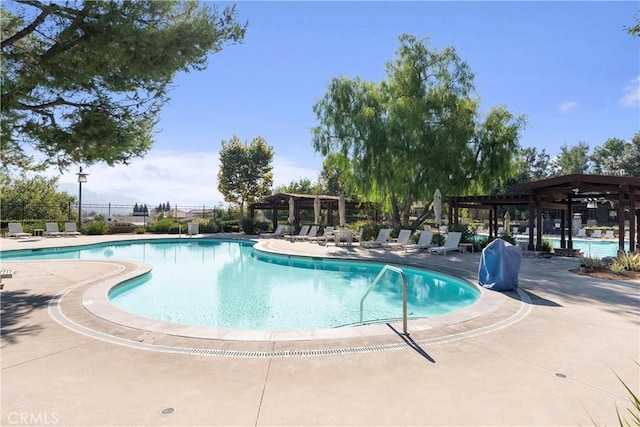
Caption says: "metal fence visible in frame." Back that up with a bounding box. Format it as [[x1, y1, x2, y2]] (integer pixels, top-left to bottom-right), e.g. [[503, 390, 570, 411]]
[[1, 203, 230, 225]]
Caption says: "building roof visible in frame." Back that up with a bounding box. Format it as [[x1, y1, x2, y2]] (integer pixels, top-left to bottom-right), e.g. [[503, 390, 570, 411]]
[[510, 174, 640, 199], [452, 174, 640, 209]]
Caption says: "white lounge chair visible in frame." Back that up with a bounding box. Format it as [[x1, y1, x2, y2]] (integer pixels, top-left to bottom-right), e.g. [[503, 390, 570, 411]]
[[382, 229, 412, 250], [63, 222, 81, 237], [362, 228, 391, 248], [260, 225, 285, 238], [312, 226, 335, 245], [402, 230, 435, 252], [45, 222, 63, 237], [0, 269, 14, 290], [604, 230, 614, 239], [497, 226, 504, 235], [429, 232, 463, 255], [592, 229, 602, 238], [576, 229, 587, 238], [352, 228, 364, 246], [7, 223, 30, 238], [293, 225, 316, 241], [289, 225, 310, 241], [334, 228, 353, 246]]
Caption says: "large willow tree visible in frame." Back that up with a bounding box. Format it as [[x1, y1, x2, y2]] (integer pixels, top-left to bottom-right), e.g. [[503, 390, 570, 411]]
[[312, 34, 526, 227], [1, 1, 247, 172]]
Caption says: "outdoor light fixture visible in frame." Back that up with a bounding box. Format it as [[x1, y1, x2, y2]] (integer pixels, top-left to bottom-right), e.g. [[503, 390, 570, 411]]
[[77, 167, 88, 227]]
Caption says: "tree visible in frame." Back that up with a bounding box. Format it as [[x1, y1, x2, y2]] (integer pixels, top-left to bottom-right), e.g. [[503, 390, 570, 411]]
[[620, 132, 640, 176], [1, 1, 247, 171], [626, 10, 639, 37], [317, 155, 350, 197], [591, 137, 628, 175], [519, 147, 553, 181], [501, 147, 553, 190], [312, 34, 525, 227], [217, 135, 274, 222], [0, 172, 75, 221], [552, 142, 591, 175], [273, 178, 322, 195]]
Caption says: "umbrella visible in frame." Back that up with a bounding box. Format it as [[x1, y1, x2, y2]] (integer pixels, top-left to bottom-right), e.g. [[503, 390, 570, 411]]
[[433, 189, 442, 227], [288, 197, 295, 224], [338, 194, 346, 227], [503, 211, 511, 236], [314, 196, 321, 224]]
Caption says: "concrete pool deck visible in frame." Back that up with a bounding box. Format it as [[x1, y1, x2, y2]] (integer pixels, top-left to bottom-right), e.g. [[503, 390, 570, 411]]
[[1, 233, 639, 426]]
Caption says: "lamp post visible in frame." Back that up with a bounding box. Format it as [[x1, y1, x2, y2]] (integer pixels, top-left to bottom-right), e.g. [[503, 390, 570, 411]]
[[77, 167, 88, 227]]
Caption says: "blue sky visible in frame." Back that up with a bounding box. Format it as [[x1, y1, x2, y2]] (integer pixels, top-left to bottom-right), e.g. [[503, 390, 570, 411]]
[[53, 1, 639, 206]]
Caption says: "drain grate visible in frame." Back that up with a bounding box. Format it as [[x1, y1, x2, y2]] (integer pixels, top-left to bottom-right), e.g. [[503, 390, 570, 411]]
[[49, 287, 530, 358]]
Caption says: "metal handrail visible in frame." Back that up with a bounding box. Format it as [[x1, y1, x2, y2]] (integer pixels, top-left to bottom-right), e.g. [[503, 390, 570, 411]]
[[359, 265, 408, 335]]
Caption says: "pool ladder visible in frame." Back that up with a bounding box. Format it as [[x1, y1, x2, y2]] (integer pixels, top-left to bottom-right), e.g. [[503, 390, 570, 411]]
[[359, 265, 408, 335]]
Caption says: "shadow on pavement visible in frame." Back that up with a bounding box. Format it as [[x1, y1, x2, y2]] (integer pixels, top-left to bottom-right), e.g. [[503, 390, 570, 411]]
[[1, 290, 53, 346]]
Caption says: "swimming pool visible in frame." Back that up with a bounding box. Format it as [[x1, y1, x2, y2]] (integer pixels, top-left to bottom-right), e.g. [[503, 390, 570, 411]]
[[514, 236, 629, 258], [2, 239, 480, 331]]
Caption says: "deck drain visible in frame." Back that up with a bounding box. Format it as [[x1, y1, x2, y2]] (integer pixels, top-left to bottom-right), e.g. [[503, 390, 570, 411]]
[[49, 285, 531, 358], [160, 407, 175, 415], [555, 373, 567, 378]]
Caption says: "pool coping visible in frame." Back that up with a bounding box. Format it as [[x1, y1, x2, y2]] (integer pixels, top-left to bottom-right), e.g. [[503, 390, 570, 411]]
[[2, 234, 530, 354], [57, 237, 517, 344]]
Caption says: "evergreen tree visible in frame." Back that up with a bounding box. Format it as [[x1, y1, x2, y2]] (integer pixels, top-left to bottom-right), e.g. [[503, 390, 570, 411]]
[[1, 1, 247, 171]]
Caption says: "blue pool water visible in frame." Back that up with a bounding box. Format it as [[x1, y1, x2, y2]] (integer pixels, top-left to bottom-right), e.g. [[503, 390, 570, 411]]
[[515, 237, 629, 258], [1, 239, 480, 330]]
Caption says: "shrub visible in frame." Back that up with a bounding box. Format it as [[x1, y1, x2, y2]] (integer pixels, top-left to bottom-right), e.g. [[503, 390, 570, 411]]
[[615, 363, 640, 426], [84, 221, 107, 235], [358, 221, 392, 241], [193, 217, 218, 233], [580, 256, 603, 270], [222, 221, 239, 232], [150, 218, 181, 233], [499, 232, 516, 245], [449, 223, 477, 244], [476, 236, 489, 250], [432, 232, 446, 246], [610, 261, 627, 275], [241, 219, 269, 235], [616, 253, 640, 272], [135, 227, 146, 234]]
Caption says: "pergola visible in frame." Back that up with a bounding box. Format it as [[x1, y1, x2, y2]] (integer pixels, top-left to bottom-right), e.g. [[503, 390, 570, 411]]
[[449, 174, 640, 254], [249, 193, 379, 230]]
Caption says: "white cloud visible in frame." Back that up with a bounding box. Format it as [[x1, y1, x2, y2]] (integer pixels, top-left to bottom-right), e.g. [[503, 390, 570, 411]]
[[51, 150, 221, 206], [620, 76, 640, 108], [558, 101, 580, 113], [49, 149, 321, 206], [272, 155, 321, 187]]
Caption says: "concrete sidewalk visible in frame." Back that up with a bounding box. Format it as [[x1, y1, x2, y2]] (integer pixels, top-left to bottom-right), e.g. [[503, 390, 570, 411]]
[[1, 234, 639, 426]]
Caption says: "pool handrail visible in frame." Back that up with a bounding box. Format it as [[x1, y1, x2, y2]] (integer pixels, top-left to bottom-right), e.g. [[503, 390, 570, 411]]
[[359, 265, 408, 335]]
